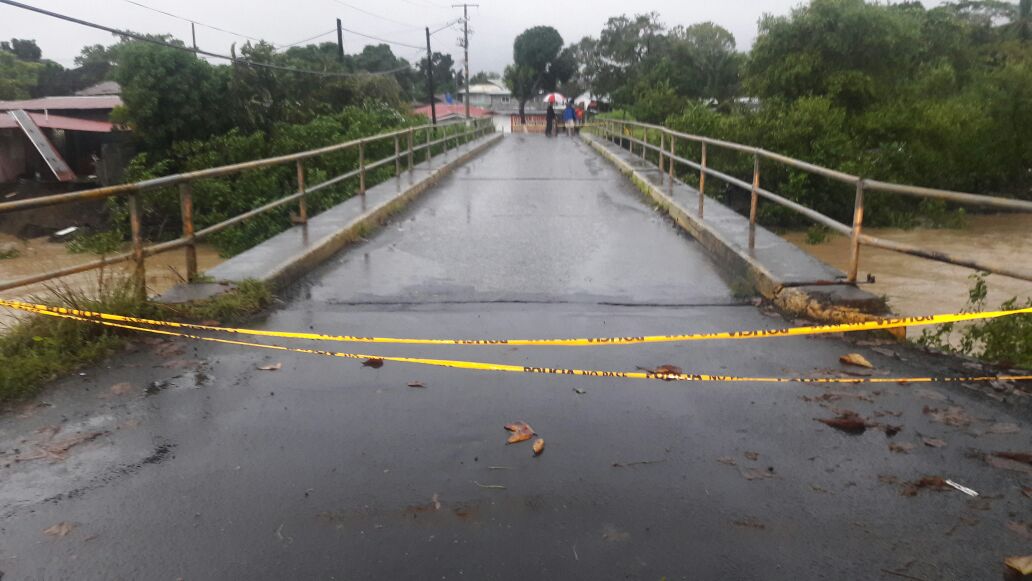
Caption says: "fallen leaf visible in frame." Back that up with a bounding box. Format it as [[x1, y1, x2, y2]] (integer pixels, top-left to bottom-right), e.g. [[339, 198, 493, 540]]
[[407, 381, 425, 388], [503, 421, 534, 444], [901, 476, 950, 496], [362, 358, 384, 369], [109, 382, 134, 396], [257, 362, 282, 371], [987, 455, 1032, 475], [532, 438, 545, 456], [638, 364, 683, 380], [1024, 487, 1032, 499], [923, 405, 972, 427], [43, 522, 75, 537], [987, 423, 1021, 435], [922, 437, 947, 448], [1006, 521, 1032, 539], [744, 451, 759, 461], [741, 467, 776, 480], [573, 388, 586, 395], [991, 452, 1032, 465], [889, 442, 914, 454], [1005, 555, 1032, 575], [816, 410, 869, 434], [717, 456, 737, 466], [839, 353, 873, 369], [881, 424, 903, 437]]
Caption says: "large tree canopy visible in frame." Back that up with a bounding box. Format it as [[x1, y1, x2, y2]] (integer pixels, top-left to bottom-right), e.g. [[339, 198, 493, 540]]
[[504, 26, 573, 120]]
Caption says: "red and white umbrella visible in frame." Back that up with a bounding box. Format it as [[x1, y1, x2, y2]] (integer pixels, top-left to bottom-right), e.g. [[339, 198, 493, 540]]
[[541, 92, 566, 105]]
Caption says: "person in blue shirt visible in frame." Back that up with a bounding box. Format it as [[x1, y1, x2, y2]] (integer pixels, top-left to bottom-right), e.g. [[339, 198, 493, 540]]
[[563, 101, 576, 136]]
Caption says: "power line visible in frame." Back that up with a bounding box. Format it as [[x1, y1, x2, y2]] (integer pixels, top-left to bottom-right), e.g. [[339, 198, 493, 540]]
[[0, 0, 411, 78], [119, 0, 275, 46], [339, 26, 423, 50], [329, 0, 414, 28], [276, 28, 337, 51]]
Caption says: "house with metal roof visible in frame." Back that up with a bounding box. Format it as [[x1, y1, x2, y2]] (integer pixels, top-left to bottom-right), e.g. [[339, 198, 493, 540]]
[[0, 90, 127, 187]]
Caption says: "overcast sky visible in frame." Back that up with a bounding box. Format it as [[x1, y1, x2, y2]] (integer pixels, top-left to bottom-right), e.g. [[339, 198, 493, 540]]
[[4, 0, 951, 72]]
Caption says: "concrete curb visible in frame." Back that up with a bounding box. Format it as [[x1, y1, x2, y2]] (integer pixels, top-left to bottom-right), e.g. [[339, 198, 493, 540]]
[[583, 133, 889, 324], [159, 132, 503, 303]]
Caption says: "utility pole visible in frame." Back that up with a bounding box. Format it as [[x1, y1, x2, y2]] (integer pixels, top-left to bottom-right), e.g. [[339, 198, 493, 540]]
[[452, 3, 478, 119], [425, 27, 436, 125], [336, 18, 344, 62], [191, 22, 197, 57]]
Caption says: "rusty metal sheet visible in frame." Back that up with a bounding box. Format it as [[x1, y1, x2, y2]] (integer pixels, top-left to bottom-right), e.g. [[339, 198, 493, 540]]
[[7, 109, 76, 182]]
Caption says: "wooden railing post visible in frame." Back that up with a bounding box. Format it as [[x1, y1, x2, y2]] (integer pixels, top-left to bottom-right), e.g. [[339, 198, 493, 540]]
[[848, 179, 865, 283], [749, 153, 760, 249], [394, 135, 401, 180], [668, 134, 675, 194], [408, 128, 414, 177], [426, 126, 432, 167], [359, 140, 366, 194], [296, 160, 307, 224], [128, 192, 145, 300], [179, 183, 197, 282], [698, 142, 707, 218], [659, 131, 666, 182]]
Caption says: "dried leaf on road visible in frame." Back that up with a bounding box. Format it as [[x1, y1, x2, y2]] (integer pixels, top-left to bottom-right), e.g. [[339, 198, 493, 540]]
[[923, 405, 972, 427], [407, 381, 425, 388], [991, 452, 1032, 465], [744, 451, 759, 461], [922, 437, 947, 448], [901, 476, 951, 496], [573, 388, 586, 395], [816, 410, 869, 434], [741, 467, 776, 481], [503, 421, 535, 444], [109, 382, 134, 396], [1023, 486, 1032, 499], [45, 431, 108, 458], [43, 522, 75, 537], [362, 358, 384, 369], [717, 456, 737, 466], [987, 455, 1032, 475], [889, 442, 914, 454], [638, 364, 683, 380], [532, 438, 545, 456], [257, 362, 282, 371], [839, 353, 874, 369], [1005, 555, 1032, 575], [1006, 521, 1032, 539], [987, 423, 1021, 435]]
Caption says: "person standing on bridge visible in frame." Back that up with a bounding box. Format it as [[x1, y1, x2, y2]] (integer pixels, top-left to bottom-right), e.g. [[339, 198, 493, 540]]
[[545, 103, 556, 137], [563, 101, 576, 136]]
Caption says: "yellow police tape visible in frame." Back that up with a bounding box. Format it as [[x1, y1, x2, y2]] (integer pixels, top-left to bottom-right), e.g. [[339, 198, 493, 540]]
[[1, 298, 1030, 347], [6, 299, 1031, 385]]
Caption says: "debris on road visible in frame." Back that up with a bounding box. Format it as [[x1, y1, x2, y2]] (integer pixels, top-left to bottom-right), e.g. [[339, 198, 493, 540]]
[[816, 410, 870, 434], [944, 479, 978, 497], [922, 405, 971, 427], [1005, 555, 1032, 577], [986, 452, 1032, 475], [407, 381, 425, 388], [362, 358, 384, 369], [921, 437, 947, 448], [109, 382, 134, 396], [503, 421, 535, 444], [901, 476, 951, 496], [1006, 522, 1031, 539], [839, 353, 874, 369], [741, 467, 776, 481], [744, 451, 759, 461], [473, 481, 506, 490], [637, 364, 682, 379], [573, 387, 586, 395], [732, 517, 766, 530], [889, 442, 914, 454], [613, 459, 666, 468], [257, 362, 282, 371], [43, 522, 75, 537], [986, 422, 1021, 435], [717, 456, 737, 466], [532, 438, 545, 456]]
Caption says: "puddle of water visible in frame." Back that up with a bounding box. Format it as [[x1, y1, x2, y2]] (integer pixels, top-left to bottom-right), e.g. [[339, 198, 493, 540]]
[[785, 213, 1032, 318], [0, 234, 223, 329]]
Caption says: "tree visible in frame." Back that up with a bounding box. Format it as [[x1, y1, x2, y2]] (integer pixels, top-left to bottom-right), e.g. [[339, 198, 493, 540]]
[[419, 51, 457, 95], [469, 70, 499, 84], [667, 23, 741, 101], [1, 38, 42, 61], [0, 49, 40, 99], [505, 26, 571, 121]]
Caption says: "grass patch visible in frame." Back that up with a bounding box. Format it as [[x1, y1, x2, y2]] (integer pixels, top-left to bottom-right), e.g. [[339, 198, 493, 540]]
[[805, 224, 830, 245], [0, 276, 273, 405]]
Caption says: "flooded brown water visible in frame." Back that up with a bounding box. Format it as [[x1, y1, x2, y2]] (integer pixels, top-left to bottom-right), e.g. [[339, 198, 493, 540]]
[[784, 213, 1032, 317], [0, 234, 223, 329]]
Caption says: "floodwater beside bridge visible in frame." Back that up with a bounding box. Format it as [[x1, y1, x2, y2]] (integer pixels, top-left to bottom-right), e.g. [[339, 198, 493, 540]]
[[785, 213, 1032, 317]]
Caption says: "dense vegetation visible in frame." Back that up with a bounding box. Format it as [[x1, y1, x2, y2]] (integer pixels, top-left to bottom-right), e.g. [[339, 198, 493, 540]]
[[566, 0, 1032, 228]]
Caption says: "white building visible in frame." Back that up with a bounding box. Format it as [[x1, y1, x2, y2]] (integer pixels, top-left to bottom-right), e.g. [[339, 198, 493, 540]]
[[458, 80, 517, 113]]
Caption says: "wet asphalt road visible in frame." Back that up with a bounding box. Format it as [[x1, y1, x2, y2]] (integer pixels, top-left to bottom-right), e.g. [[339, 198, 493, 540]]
[[1, 135, 1031, 580]]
